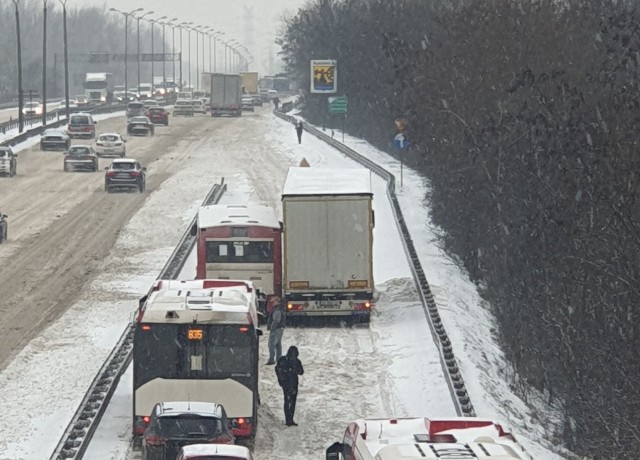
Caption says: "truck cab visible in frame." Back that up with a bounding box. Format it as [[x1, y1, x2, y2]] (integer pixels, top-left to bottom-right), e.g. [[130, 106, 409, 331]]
[[84, 72, 113, 104]]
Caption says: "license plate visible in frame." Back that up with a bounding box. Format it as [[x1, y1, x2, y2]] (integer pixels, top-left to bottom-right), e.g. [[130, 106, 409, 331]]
[[116, 173, 130, 178], [319, 301, 341, 309]]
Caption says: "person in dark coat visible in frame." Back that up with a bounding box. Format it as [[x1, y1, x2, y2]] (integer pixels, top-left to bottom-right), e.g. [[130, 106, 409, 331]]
[[295, 121, 303, 144], [275, 345, 304, 426]]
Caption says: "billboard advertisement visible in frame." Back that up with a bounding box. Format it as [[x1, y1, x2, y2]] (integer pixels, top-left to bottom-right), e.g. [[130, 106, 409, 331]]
[[310, 60, 337, 94]]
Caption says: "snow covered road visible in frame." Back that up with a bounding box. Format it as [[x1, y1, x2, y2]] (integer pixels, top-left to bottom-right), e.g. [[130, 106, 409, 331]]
[[0, 107, 564, 459]]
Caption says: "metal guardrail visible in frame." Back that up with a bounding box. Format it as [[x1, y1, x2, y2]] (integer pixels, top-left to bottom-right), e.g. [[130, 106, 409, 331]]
[[273, 109, 476, 417], [49, 179, 227, 460]]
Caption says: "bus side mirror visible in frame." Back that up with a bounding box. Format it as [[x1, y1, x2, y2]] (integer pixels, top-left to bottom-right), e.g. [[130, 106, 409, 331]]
[[256, 329, 264, 337], [326, 442, 344, 460], [190, 223, 197, 236]]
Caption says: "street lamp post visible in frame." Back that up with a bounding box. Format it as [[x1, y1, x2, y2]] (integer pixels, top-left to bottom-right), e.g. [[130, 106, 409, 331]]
[[134, 10, 154, 95], [109, 7, 143, 102], [179, 22, 193, 89], [11, 0, 24, 132], [58, 0, 69, 119], [42, 0, 47, 126], [148, 16, 167, 89]]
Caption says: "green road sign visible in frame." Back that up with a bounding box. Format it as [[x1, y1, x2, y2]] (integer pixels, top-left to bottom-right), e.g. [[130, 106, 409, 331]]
[[328, 96, 348, 114]]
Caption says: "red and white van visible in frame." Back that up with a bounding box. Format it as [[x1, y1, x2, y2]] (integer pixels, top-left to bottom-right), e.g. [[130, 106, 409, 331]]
[[67, 112, 96, 139]]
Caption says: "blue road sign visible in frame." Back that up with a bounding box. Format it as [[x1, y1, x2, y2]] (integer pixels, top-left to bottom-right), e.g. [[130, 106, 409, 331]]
[[394, 133, 409, 150]]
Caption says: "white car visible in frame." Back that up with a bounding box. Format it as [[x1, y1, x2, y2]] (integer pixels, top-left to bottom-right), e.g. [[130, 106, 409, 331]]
[[22, 101, 43, 116], [56, 100, 78, 111], [191, 99, 207, 114], [95, 133, 126, 158]]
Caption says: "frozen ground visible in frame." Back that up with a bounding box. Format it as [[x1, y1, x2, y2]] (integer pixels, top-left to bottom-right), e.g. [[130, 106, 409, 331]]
[[0, 108, 566, 459]]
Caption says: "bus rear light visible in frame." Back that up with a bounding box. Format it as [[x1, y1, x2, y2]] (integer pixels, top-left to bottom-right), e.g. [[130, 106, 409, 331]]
[[239, 327, 249, 333], [141, 325, 151, 331], [353, 302, 372, 310], [287, 303, 304, 311], [143, 416, 150, 423]]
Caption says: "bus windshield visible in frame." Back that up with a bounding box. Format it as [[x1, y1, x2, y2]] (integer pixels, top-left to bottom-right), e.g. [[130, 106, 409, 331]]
[[206, 241, 273, 264], [134, 324, 254, 386]]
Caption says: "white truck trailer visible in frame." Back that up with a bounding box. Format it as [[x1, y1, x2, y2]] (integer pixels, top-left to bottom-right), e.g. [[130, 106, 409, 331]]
[[282, 167, 374, 322], [209, 73, 242, 117]]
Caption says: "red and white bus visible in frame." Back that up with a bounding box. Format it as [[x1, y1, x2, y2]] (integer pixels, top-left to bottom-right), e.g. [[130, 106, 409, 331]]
[[133, 279, 262, 440], [195, 204, 282, 314]]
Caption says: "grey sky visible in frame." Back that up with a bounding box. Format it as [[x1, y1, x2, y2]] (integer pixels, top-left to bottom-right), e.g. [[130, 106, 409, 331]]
[[73, 0, 306, 75]]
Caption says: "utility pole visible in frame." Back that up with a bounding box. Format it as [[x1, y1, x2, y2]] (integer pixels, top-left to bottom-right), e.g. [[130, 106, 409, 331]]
[[42, 0, 47, 126], [12, 0, 24, 132], [59, 0, 69, 119]]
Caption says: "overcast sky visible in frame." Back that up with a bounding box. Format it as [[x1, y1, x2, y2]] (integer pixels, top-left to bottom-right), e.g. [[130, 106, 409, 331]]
[[73, 0, 307, 75]]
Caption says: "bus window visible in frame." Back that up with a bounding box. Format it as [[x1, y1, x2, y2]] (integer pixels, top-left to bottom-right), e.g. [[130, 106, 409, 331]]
[[206, 241, 273, 264]]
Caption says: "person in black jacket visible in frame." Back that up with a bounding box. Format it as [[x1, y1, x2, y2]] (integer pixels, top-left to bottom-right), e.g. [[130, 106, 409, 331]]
[[275, 345, 304, 426]]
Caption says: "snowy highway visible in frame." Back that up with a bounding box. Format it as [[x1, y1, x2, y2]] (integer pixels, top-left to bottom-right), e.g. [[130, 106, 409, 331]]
[[0, 106, 563, 459]]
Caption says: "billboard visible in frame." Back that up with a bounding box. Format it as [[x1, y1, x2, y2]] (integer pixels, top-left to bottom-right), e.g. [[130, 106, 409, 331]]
[[310, 60, 337, 94]]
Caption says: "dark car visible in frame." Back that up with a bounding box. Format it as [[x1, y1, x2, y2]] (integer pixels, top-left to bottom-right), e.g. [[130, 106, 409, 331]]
[[0, 213, 7, 244], [141, 401, 234, 460], [251, 95, 262, 107], [241, 97, 254, 112], [127, 116, 155, 136], [104, 159, 146, 193], [40, 128, 71, 151], [64, 145, 99, 172], [0, 147, 17, 177], [126, 101, 146, 119], [147, 107, 169, 126], [67, 113, 96, 139]]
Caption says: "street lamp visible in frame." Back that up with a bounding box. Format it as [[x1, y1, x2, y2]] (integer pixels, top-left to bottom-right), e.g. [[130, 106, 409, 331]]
[[58, 0, 69, 119], [110, 7, 143, 102], [146, 15, 167, 90], [179, 22, 193, 89], [160, 18, 178, 90], [192, 25, 205, 89], [11, 0, 24, 132], [42, 0, 48, 126], [133, 9, 154, 95]]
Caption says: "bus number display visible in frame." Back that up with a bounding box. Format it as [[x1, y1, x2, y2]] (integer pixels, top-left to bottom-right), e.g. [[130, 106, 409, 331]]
[[188, 328, 204, 341]]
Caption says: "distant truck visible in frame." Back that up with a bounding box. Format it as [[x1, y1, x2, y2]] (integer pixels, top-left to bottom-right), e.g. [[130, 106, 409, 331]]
[[240, 71, 258, 94], [209, 73, 242, 117], [281, 167, 375, 322], [201, 72, 213, 95], [84, 72, 113, 104]]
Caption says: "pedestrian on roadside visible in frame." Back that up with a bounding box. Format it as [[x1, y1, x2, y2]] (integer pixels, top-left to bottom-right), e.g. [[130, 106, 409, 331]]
[[273, 96, 280, 110], [295, 121, 303, 144], [266, 296, 285, 365], [275, 345, 304, 426]]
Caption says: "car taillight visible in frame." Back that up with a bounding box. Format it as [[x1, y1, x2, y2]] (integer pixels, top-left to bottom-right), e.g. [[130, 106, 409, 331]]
[[144, 435, 166, 446], [287, 303, 304, 311], [130, 171, 141, 177], [106, 171, 116, 177]]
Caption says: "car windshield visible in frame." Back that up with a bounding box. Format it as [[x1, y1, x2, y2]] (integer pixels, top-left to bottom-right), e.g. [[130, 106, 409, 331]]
[[99, 135, 119, 142], [44, 130, 64, 137], [177, 101, 191, 106], [139, 85, 152, 91], [157, 415, 221, 438], [25, 102, 39, 108], [128, 103, 144, 110], [130, 117, 149, 123], [192, 101, 203, 106], [112, 162, 135, 170], [0, 151, 10, 158], [149, 108, 163, 113], [68, 147, 91, 155], [70, 116, 90, 125]]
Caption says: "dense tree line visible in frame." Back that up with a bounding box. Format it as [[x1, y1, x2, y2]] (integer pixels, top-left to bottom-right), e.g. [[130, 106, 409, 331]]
[[279, 0, 640, 457], [0, 0, 164, 102]]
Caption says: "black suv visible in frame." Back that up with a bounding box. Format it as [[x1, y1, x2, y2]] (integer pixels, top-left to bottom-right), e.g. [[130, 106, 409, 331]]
[[104, 159, 146, 193]]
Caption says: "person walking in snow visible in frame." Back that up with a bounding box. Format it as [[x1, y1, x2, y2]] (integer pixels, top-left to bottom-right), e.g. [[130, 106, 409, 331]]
[[275, 345, 304, 426], [266, 297, 286, 365], [295, 121, 303, 144]]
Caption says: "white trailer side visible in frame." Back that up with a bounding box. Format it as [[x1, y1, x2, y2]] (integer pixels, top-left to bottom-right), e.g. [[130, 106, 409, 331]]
[[282, 167, 374, 321]]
